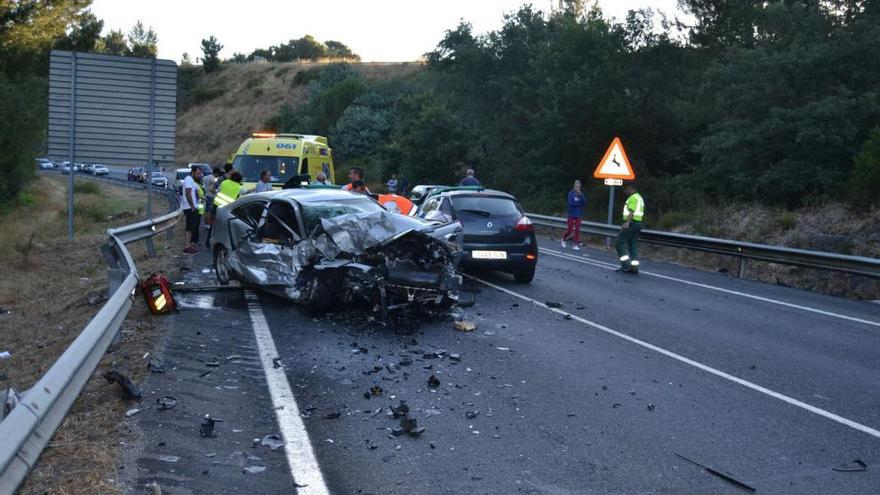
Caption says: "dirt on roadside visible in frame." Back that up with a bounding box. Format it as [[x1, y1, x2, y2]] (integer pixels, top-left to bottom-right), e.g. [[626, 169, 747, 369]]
[[0, 176, 190, 494]]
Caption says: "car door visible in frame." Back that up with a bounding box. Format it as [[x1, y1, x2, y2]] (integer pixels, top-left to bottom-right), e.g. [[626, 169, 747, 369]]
[[233, 198, 305, 286]]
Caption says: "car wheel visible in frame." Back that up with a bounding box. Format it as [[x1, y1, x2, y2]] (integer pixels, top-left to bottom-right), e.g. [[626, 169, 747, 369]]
[[214, 245, 231, 286], [513, 267, 535, 284]]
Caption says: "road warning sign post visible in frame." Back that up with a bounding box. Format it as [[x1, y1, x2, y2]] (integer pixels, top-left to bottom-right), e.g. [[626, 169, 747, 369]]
[[593, 137, 636, 247]]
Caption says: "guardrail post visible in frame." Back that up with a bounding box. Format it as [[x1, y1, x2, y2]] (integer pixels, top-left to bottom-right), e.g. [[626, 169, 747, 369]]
[[738, 257, 747, 278]]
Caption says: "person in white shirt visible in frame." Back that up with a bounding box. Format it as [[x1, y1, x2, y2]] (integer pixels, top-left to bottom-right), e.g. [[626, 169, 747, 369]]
[[255, 170, 273, 193], [181, 165, 204, 255]]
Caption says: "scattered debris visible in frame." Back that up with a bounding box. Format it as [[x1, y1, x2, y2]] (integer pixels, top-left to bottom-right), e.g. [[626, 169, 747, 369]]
[[612, 403, 622, 409], [261, 434, 286, 451], [832, 459, 867, 472], [226, 354, 245, 361], [156, 396, 178, 411], [646, 403, 655, 411], [200, 415, 222, 438], [323, 411, 342, 420], [390, 401, 410, 418], [272, 357, 283, 369], [399, 357, 413, 366], [158, 455, 179, 463], [495, 347, 510, 352], [146, 481, 162, 495], [205, 361, 220, 367], [102, 371, 142, 400], [0, 351, 10, 360], [454, 321, 476, 332], [449, 353, 462, 361], [370, 385, 384, 397], [545, 301, 562, 308], [198, 370, 212, 378], [147, 360, 166, 373], [126, 408, 142, 417], [465, 411, 479, 419], [675, 453, 756, 493], [427, 375, 441, 388], [243, 465, 267, 474]]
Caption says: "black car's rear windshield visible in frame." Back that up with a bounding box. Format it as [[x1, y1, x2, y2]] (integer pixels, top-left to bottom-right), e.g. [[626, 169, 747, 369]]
[[451, 196, 520, 216], [301, 197, 385, 232]]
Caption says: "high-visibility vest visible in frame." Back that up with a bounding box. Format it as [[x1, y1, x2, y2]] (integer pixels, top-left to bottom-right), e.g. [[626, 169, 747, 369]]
[[214, 179, 242, 208], [377, 194, 414, 215], [196, 183, 205, 214], [622, 193, 645, 222]]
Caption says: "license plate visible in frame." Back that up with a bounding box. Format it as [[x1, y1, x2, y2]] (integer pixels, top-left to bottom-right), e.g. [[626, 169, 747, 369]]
[[471, 250, 507, 260]]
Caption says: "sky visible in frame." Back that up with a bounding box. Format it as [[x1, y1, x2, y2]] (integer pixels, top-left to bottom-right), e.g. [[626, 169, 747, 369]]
[[90, 0, 685, 63]]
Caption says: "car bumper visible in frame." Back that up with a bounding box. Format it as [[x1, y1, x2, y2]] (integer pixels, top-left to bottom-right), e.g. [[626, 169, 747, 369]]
[[459, 241, 537, 271]]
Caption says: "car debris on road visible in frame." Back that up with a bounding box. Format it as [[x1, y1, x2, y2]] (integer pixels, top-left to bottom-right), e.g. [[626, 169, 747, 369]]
[[103, 371, 142, 400]]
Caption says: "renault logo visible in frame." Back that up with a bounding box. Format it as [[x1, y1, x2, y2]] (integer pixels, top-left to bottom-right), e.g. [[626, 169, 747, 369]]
[[486, 221, 493, 229]]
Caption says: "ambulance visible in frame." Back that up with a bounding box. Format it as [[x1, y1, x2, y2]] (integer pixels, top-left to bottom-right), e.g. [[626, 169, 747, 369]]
[[230, 132, 335, 189]]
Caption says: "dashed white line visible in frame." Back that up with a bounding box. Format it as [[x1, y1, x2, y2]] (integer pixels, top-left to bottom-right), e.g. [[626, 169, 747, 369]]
[[245, 290, 329, 495], [467, 274, 880, 440], [539, 247, 880, 328]]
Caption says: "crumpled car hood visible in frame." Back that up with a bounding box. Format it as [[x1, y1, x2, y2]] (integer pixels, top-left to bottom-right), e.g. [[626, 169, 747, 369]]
[[318, 210, 438, 256]]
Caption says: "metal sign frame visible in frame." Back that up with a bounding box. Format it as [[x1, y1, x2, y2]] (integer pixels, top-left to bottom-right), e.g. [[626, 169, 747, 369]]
[[48, 50, 178, 239]]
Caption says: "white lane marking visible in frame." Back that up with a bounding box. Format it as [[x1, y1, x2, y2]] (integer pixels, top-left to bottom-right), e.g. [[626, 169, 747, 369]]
[[245, 291, 330, 495], [539, 247, 880, 328], [467, 274, 880, 440]]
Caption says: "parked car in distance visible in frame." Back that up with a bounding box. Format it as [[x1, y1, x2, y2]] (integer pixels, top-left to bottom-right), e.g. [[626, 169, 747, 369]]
[[128, 167, 145, 182], [35, 158, 54, 169], [60, 161, 72, 174], [91, 164, 110, 176], [415, 186, 538, 283], [148, 171, 168, 188]]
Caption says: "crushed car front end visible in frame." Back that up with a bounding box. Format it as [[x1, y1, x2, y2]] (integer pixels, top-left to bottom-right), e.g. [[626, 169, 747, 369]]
[[211, 190, 463, 314]]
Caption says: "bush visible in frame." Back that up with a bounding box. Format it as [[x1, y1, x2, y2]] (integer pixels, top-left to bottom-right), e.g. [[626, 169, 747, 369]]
[[849, 126, 880, 208], [0, 74, 44, 206], [191, 86, 225, 105], [73, 181, 100, 194]]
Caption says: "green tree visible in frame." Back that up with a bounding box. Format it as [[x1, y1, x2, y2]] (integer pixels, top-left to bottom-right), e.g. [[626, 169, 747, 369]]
[[200, 35, 222, 73], [128, 20, 157, 58], [849, 126, 880, 207], [325, 40, 359, 60], [0, 0, 90, 205], [101, 29, 129, 55], [53, 10, 103, 52]]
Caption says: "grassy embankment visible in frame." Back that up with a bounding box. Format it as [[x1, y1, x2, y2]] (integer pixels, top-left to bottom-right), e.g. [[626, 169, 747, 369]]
[[0, 175, 181, 494]]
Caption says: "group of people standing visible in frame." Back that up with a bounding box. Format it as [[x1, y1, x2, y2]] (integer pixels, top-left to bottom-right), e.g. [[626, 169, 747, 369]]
[[180, 163, 248, 255], [561, 179, 645, 274]]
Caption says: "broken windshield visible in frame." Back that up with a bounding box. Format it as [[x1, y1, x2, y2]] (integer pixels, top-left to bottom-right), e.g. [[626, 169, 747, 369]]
[[301, 198, 385, 233]]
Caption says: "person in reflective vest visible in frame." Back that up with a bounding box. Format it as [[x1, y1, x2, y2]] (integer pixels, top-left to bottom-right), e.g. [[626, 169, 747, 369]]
[[615, 183, 645, 274], [214, 172, 244, 209], [376, 193, 415, 215]]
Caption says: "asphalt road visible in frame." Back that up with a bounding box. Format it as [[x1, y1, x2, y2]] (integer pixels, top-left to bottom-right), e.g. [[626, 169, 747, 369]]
[[121, 236, 880, 494]]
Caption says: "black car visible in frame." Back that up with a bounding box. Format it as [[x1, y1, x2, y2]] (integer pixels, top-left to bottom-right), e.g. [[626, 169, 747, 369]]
[[416, 187, 537, 283], [127, 167, 145, 182]]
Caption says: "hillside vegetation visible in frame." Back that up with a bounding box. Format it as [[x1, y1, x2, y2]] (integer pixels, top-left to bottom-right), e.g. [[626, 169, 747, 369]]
[[175, 62, 420, 165]]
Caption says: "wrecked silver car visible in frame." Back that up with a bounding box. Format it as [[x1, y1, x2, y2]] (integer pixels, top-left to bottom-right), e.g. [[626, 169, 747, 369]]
[[209, 188, 464, 313]]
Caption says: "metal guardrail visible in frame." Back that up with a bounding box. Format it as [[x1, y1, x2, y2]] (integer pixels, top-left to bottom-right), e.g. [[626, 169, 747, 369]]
[[0, 172, 181, 494], [528, 213, 880, 279]]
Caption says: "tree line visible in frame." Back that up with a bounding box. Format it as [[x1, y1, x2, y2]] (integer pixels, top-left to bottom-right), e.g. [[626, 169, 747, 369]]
[[271, 0, 880, 217]]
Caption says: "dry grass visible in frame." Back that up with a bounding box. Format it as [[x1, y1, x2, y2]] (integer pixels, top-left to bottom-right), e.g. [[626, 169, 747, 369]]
[[0, 175, 183, 494], [176, 61, 421, 164]]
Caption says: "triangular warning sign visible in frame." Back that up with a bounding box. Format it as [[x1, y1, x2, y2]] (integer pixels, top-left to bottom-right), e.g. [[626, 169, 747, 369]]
[[593, 137, 635, 180]]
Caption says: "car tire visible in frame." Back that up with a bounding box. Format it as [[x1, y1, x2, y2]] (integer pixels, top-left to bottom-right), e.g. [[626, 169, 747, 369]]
[[214, 245, 231, 286], [513, 267, 535, 284]]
